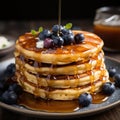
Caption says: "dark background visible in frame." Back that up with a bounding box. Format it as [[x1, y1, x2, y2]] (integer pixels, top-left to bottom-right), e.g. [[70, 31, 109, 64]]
[[0, 0, 120, 20]]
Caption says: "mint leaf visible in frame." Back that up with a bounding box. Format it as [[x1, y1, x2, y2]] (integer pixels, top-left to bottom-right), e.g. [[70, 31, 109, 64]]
[[38, 27, 43, 33], [65, 23, 72, 29], [31, 30, 37, 35]]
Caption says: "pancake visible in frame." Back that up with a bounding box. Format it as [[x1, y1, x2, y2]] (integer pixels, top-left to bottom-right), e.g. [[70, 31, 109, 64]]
[[14, 30, 110, 100], [15, 30, 103, 64], [16, 68, 108, 88], [17, 78, 107, 100], [15, 52, 104, 75]]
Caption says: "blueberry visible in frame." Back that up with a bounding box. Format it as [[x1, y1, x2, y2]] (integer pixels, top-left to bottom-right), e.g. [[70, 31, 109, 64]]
[[63, 34, 75, 45], [0, 73, 6, 83], [39, 29, 51, 40], [74, 33, 84, 44], [61, 28, 68, 35], [57, 36, 64, 47], [8, 83, 23, 94], [78, 93, 92, 107], [0, 90, 3, 96], [53, 36, 64, 47], [108, 67, 117, 77], [44, 38, 54, 48], [52, 25, 63, 34], [66, 30, 73, 35], [102, 82, 115, 95], [0, 82, 5, 90], [61, 29, 73, 35], [1, 90, 18, 104], [0, 82, 4, 97], [5, 63, 16, 77], [114, 73, 120, 87]]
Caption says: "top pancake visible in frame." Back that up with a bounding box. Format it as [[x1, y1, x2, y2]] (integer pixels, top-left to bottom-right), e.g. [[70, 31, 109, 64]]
[[15, 30, 103, 64]]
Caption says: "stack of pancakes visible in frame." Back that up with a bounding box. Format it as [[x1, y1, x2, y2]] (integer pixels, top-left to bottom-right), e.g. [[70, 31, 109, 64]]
[[14, 30, 109, 100]]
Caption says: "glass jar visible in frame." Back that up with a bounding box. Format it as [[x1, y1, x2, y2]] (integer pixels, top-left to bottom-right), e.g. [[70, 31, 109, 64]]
[[93, 6, 120, 52]]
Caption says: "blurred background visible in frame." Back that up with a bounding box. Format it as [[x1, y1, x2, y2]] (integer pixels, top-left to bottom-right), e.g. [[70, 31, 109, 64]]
[[0, 0, 119, 40], [0, 0, 119, 20]]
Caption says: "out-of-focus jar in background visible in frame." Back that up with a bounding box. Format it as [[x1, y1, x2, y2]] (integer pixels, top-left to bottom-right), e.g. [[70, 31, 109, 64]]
[[93, 6, 120, 52]]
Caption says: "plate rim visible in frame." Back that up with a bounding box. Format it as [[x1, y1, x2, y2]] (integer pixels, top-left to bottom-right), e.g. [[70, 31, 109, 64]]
[[0, 56, 120, 118]]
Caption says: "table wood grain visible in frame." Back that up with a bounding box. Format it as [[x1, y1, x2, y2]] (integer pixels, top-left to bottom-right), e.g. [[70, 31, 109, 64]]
[[0, 20, 120, 120]]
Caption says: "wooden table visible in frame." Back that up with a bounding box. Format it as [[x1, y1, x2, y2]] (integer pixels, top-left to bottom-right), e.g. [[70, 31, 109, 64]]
[[0, 20, 120, 120]]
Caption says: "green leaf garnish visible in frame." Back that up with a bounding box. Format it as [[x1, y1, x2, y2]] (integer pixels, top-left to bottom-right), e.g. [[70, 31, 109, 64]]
[[38, 27, 43, 33], [31, 27, 43, 36], [65, 23, 72, 29], [31, 30, 37, 35]]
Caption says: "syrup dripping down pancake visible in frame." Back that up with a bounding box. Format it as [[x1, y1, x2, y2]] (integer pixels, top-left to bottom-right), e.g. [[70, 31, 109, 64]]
[[15, 31, 103, 64], [14, 30, 109, 100]]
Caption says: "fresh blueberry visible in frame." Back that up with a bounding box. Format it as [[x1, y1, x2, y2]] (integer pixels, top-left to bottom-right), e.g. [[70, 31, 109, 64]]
[[114, 73, 120, 87], [108, 67, 117, 77], [8, 83, 23, 94], [66, 30, 73, 35], [5, 63, 16, 77], [44, 38, 54, 48], [52, 36, 59, 46], [61, 28, 68, 35], [74, 33, 84, 44], [53, 36, 64, 47], [0, 82, 5, 90], [0, 90, 3, 96], [63, 34, 75, 45], [2, 81, 11, 91], [39, 29, 51, 40], [57, 36, 64, 47], [52, 25, 63, 34], [102, 82, 115, 95], [78, 93, 92, 107], [1, 90, 18, 104], [61, 29, 73, 35], [0, 73, 7, 83]]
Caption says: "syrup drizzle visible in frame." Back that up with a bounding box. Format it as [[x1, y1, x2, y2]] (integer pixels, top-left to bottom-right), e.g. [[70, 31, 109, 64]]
[[33, 61, 40, 96], [18, 91, 109, 113], [58, 0, 61, 34]]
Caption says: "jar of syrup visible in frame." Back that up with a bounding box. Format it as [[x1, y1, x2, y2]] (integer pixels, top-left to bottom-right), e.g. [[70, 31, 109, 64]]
[[93, 6, 120, 52]]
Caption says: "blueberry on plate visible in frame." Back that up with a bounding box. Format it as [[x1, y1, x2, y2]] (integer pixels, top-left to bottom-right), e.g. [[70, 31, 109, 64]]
[[1, 90, 18, 105], [0, 79, 9, 92], [114, 73, 120, 88], [5, 63, 16, 77], [102, 82, 115, 95], [8, 83, 23, 94], [0, 81, 5, 91], [78, 93, 92, 107], [108, 67, 117, 77]]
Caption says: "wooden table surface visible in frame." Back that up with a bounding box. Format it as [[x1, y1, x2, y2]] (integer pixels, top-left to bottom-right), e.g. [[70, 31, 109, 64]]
[[0, 19, 120, 120]]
